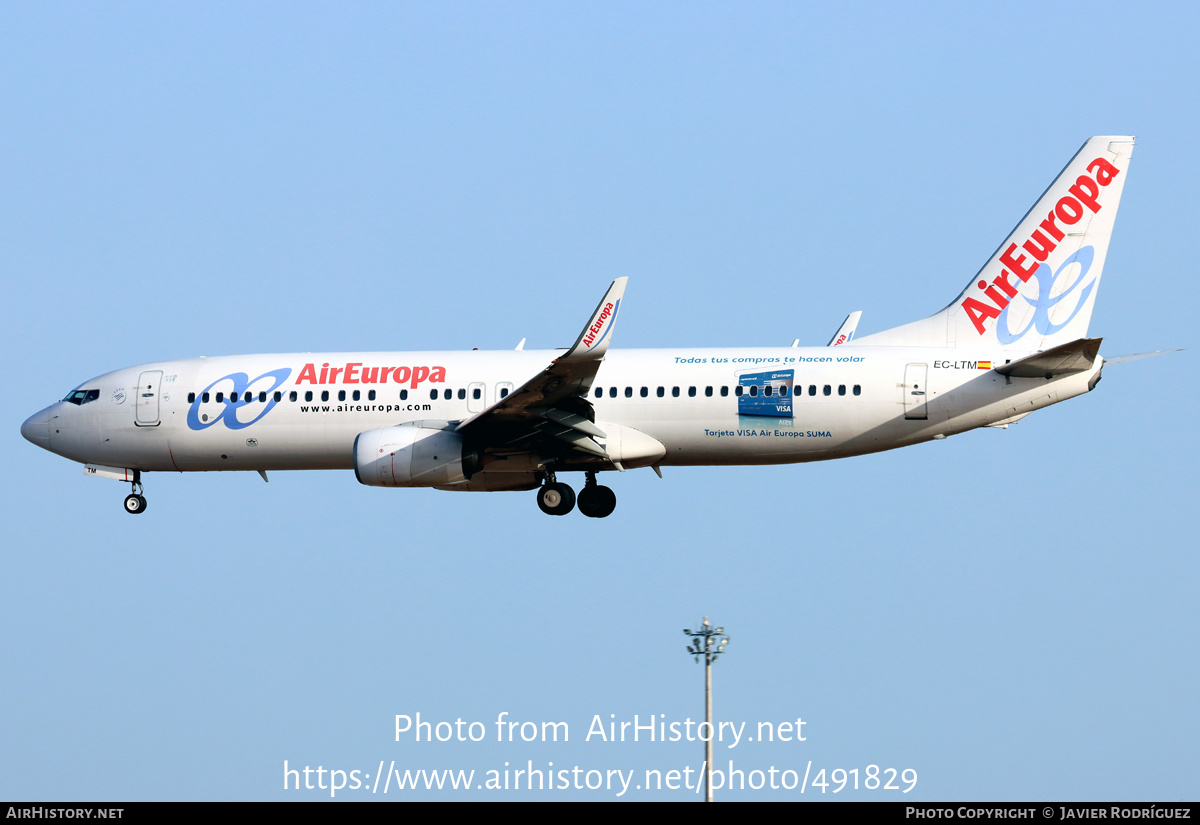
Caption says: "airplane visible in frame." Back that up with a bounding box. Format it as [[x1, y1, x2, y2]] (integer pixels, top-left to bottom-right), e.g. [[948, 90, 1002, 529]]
[[22, 136, 1146, 518]]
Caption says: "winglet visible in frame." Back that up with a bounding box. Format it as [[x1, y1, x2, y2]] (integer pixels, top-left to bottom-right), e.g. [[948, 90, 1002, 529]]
[[827, 311, 862, 346], [563, 278, 627, 360]]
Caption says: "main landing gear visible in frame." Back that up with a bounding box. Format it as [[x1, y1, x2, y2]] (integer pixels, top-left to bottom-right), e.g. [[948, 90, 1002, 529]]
[[123, 471, 147, 515], [536, 471, 616, 518]]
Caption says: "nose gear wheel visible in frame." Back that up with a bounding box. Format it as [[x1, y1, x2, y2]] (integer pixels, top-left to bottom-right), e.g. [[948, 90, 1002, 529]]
[[123, 471, 147, 515]]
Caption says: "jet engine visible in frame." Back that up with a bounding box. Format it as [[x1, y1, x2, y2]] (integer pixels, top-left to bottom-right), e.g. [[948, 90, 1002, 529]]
[[353, 422, 479, 487]]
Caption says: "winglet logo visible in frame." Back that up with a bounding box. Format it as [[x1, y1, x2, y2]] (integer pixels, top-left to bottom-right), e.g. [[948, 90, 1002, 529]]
[[961, 156, 1120, 340], [582, 300, 619, 349], [187, 368, 292, 431]]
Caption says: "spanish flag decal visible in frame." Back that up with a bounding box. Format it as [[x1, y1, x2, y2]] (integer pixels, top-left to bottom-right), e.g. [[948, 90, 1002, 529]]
[[978, 361, 992, 370]]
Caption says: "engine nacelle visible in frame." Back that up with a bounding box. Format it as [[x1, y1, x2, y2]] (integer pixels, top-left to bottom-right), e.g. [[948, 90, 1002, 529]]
[[353, 423, 476, 487]]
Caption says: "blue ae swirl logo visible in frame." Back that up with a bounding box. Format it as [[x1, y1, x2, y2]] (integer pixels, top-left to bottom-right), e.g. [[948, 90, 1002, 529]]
[[186, 368, 292, 431]]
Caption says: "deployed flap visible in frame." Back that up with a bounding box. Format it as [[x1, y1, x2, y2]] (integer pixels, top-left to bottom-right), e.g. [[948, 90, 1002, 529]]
[[827, 311, 862, 346], [995, 337, 1102, 378]]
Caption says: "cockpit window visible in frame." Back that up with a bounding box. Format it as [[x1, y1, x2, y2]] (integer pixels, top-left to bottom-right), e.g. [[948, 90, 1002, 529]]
[[63, 389, 100, 405]]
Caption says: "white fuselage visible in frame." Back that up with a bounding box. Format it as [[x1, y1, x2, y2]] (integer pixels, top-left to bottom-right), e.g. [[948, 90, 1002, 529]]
[[22, 344, 1099, 476]]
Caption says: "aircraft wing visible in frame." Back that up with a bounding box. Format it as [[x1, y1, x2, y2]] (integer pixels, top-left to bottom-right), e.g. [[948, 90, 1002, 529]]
[[453, 278, 627, 460]]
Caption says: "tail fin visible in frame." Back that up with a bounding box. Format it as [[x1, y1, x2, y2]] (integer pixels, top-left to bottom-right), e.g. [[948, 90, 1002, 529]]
[[849, 136, 1134, 351]]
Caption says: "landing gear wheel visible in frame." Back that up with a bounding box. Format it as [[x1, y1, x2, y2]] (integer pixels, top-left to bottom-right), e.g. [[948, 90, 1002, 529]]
[[577, 484, 617, 518], [124, 493, 147, 515], [537, 482, 576, 516]]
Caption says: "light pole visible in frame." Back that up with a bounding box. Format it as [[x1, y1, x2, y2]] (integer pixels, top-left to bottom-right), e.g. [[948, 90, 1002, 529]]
[[684, 617, 729, 802]]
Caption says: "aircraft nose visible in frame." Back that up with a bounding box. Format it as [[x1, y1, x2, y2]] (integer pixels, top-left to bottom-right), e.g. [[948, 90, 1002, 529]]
[[21, 408, 51, 449]]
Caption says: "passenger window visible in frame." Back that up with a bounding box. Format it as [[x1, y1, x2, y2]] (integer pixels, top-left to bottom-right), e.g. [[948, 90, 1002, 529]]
[[657, 387, 665, 398], [188, 392, 196, 403], [321, 391, 330, 402], [735, 386, 743, 397], [705, 386, 713, 397], [808, 385, 816, 396], [500, 387, 509, 398], [457, 388, 466, 400], [400, 389, 408, 400], [289, 391, 297, 402], [430, 389, 438, 400], [838, 384, 846, 396], [473, 388, 481, 400], [216, 392, 224, 403], [259, 392, 267, 402], [853, 384, 861, 396], [273, 392, 281, 402], [625, 387, 633, 398], [780, 386, 788, 397], [672, 387, 680, 398], [305, 391, 313, 402], [720, 386, 729, 397], [609, 387, 617, 398], [352, 390, 360, 401], [338, 390, 346, 402], [640, 387, 648, 397], [823, 385, 831, 396], [688, 386, 696, 397], [368, 390, 376, 401], [595, 388, 603, 398], [203, 392, 210, 403], [749, 386, 759, 397], [764, 386, 773, 397]]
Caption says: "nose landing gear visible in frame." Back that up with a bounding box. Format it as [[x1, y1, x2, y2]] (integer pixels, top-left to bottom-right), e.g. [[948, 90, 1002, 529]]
[[123, 471, 147, 515]]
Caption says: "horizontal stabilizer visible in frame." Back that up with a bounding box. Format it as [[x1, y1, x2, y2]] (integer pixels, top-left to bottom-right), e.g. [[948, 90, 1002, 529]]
[[996, 337, 1102, 378], [1103, 349, 1182, 366]]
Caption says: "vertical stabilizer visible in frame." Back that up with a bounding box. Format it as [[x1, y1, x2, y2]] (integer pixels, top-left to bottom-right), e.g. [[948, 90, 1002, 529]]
[[849, 137, 1134, 351]]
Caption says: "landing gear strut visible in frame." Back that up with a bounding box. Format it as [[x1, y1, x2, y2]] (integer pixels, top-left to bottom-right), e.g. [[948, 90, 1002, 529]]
[[123, 471, 147, 515], [577, 471, 617, 518], [537, 472, 575, 516]]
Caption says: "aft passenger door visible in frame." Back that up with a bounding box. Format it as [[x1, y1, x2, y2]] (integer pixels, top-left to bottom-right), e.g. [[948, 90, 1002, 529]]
[[903, 363, 928, 420]]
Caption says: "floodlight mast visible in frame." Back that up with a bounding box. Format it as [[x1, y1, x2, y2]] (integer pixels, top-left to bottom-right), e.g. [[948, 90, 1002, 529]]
[[683, 616, 729, 802]]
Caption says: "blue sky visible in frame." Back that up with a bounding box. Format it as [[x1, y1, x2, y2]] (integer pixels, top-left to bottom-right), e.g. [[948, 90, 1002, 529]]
[[3, 2, 1197, 800]]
